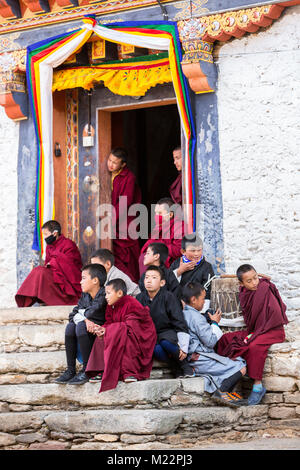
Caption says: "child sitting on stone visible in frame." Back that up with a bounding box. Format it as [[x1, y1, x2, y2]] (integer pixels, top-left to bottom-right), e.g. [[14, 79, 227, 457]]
[[170, 233, 215, 305], [86, 278, 157, 392], [55, 263, 107, 385], [182, 281, 247, 407], [137, 265, 194, 378], [216, 264, 288, 405], [91, 248, 140, 297]]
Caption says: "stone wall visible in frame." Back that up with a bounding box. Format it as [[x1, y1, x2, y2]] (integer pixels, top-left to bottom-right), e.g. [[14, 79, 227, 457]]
[[216, 6, 300, 324], [0, 107, 19, 308]]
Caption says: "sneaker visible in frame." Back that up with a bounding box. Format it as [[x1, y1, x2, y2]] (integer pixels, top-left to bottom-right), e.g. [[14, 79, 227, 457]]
[[211, 389, 246, 407], [89, 372, 103, 383], [54, 369, 76, 384], [68, 370, 89, 385], [179, 364, 196, 378], [124, 376, 137, 383], [247, 386, 266, 405]]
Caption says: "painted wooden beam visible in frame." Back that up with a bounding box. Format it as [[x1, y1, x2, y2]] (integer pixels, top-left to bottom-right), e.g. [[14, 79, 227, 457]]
[[0, 0, 21, 19]]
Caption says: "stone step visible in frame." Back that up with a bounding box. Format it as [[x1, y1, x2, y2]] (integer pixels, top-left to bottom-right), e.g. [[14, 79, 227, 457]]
[[0, 323, 66, 352], [0, 404, 269, 449], [0, 349, 172, 383], [0, 377, 205, 410], [0, 305, 72, 325]]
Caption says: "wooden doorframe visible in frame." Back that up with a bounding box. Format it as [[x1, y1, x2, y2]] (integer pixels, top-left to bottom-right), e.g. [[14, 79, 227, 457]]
[[97, 98, 177, 250]]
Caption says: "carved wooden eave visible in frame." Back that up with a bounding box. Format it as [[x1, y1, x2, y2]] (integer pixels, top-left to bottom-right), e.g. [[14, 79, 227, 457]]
[[178, 2, 298, 93]]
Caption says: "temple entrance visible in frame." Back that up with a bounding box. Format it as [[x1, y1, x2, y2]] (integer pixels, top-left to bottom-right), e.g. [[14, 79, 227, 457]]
[[98, 101, 181, 249]]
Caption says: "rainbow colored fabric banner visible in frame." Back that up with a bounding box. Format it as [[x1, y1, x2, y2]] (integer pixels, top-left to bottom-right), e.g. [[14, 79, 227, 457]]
[[26, 17, 196, 255]]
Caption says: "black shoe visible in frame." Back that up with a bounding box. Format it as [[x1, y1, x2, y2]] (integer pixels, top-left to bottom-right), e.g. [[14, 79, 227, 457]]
[[180, 365, 195, 378], [179, 359, 196, 378], [68, 370, 89, 385], [54, 369, 76, 384]]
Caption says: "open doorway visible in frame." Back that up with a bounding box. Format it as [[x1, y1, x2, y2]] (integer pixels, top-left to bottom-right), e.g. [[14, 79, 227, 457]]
[[97, 102, 181, 249], [111, 104, 181, 211]]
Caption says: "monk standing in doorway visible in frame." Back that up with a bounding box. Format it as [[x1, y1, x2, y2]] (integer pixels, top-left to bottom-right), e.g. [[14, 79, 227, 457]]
[[169, 146, 182, 206], [107, 147, 141, 283]]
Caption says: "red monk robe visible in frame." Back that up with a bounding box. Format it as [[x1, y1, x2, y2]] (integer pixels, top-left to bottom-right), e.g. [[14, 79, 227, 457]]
[[112, 166, 141, 283], [169, 171, 182, 205], [86, 295, 156, 392], [15, 235, 82, 307], [139, 214, 185, 276], [216, 277, 289, 380]]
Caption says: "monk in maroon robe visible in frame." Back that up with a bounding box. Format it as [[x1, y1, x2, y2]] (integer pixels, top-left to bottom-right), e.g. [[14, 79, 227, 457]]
[[86, 278, 156, 393], [108, 148, 141, 283], [139, 197, 185, 276], [169, 147, 182, 205], [216, 265, 288, 404], [15, 220, 82, 307]]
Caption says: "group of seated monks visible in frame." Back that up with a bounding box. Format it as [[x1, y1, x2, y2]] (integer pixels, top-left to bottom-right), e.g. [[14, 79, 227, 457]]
[[15, 147, 289, 407]]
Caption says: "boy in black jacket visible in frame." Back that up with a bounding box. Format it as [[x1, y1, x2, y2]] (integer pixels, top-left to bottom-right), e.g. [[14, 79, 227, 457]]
[[139, 242, 181, 300], [55, 264, 107, 385], [170, 233, 215, 302], [137, 265, 194, 378]]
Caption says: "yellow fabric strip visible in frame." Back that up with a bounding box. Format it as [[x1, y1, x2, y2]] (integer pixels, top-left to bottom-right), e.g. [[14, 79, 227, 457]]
[[52, 63, 172, 97]]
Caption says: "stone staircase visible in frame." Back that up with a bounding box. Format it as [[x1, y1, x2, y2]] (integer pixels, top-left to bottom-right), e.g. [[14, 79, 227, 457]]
[[0, 305, 299, 450]]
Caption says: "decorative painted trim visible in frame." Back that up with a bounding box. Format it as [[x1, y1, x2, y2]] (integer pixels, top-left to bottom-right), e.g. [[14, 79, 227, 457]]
[[0, 0, 175, 35], [65, 89, 80, 245], [177, 4, 285, 43], [178, 3, 285, 93], [0, 68, 27, 119]]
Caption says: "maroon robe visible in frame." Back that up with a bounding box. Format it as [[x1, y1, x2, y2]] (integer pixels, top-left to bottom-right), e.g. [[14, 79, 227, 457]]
[[216, 278, 289, 380], [169, 171, 182, 205], [139, 214, 185, 276], [112, 166, 141, 283], [15, 235, 82, 307], [86, 295, 157, 393]]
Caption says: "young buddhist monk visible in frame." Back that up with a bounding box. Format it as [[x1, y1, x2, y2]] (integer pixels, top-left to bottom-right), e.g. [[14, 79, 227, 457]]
[[90, 248, 140, 297], [182, 282, 246, 407], [15, 220, 82, 307], [216, 264, 289, 405], [85, 278, 157, 392], [139, 197, 185, 276], [138, 242, 180, 299], [55, 263, 107, 385], [108, 147, 142, 283], [170, 233, 215, 303], [169, 146, 182, 205], [137, 266, 193, 378]]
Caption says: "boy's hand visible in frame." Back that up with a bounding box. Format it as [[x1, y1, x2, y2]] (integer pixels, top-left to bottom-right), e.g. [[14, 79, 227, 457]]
[[85, 319, 97, 333], [177, 257, 197, 276], [208, 308, 222, 324], [178, 349, 187, 361], [95, 326, 106, 338]]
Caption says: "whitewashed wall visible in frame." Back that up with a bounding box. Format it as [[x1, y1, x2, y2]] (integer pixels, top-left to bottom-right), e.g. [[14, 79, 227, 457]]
[[0, 107, 19, 307], [216, 6, 300, 321]]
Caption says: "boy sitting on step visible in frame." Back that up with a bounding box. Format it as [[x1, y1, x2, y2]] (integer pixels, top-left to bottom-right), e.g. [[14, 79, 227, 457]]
[[170, 233, 215, 307], [137, 265, 194, 378], [55, 263, 107, 385], [86, 278, 157, 392], [138, 242, 181, 300], [182, 281, 247, 407], [216, 264, 289, 405], [91, 248, 140, 297]]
